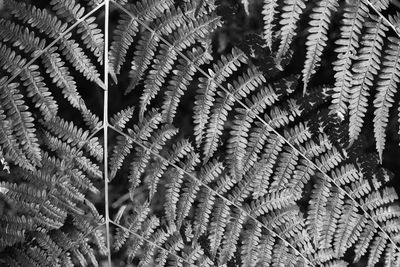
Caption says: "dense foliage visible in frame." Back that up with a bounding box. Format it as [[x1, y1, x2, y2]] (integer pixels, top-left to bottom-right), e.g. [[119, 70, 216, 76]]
[[0, 0, 400, 266]]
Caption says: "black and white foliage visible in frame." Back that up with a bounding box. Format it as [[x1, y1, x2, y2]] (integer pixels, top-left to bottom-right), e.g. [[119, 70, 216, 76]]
[[1, 0, 400, 266]]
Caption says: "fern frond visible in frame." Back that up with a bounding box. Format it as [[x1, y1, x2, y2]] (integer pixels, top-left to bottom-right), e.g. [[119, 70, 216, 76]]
[[350, 20, 388, 143], [109, 109, 162, 179], [320, 187, 345, 249], [262, 0, 278, 49], [208, 198, 230, 258], [194, 48, 248, 147], [110, 106, 134, 130], [302, 0, 339, 91], [353, 221, 376, 261], [109, 0, 174, 80], [8, 0, 104, 88], [0, 110, 34, 171], [139, 14, 221, 120], [50, 0, 104, 64], [226, 84, 278, 180], [246, 189, 296, 217], [307, 178, 331, 247], [126, 4, 196, 93], [218, 208, 246, 264], [204, 67, 265, 161], [367, 232, 387, 267], [0, 80, 41, 166], [0, 215, 33, 248], [164, 151, 199, 224], [42, 48, 85, 111], [241, 220, 262, 266], [162, 47, 212, 124], [276, 0, 307, 66], [44, 116, 103, 161], [330, 0, 368, 119], [269, 147, 300, 193], [131, 125, 178, 195], [334, 201, 365, 257], [373, 36, 400, 162], [0, 40, 58, 120], [249, 133, 284, 198]]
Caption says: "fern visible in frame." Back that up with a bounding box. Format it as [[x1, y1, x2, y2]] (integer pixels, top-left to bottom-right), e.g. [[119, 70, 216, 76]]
[[330, 0, 368, 120], [302, 0, 339, 92], [2, 0, 400, 266], [107, 0, 400, 264], [373, 36, 400, 161]]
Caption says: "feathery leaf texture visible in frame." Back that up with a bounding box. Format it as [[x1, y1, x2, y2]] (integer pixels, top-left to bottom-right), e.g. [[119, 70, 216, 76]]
[[2, 0, 400, 266], [0, 0, 105, 265], [108, 1, 400, 265]]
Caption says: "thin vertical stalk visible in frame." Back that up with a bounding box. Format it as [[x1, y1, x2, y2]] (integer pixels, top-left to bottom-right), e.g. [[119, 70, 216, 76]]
[[104, 0, 112, 265]]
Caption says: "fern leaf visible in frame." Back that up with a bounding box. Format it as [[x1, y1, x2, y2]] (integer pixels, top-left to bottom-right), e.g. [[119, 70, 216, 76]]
[[110, 110, 162, 180], [373, 37, 400, 162], [0, 215, 33, 248], [320, 187, 344, 249], [262, 0, 278, 49], [162, 47, 212, 123], [139, 15, 221, 120], [194, 48, 248, 147], [367, 233, 387, 267], [257, 235, 276, 266], [276, 0, 307, 66], [307, 178, 331, 247], [109, 0, 174, 80], [331, 164, 362, 185], [50, 0, 104, 64], [109, 106, 134, 130], [334, 201, 365, 257], [246, 189, 295, 217], [241, 221, 262, 267], [330, 0, 368, 119], [208, 198, 230, 259], [44, 116, 103, 161], [384, 242, 400, 267], [315, 146, 344, 173], [126, 5, 193, 93], [126, 216, 160, 262], [175, 160, 221, 229], [0, 19, 46, 56], [42, 48, 85, 112], [0, 110, 34, 170], [143, 138, 194, 201], [0, 80, 41, 166], [269, 147, 299, 193], [193, 187, 216, 242], [302, 0, 338, 91], [129, 125, 177, 194], [22, 65, 58, 120], [218, 209, 246, 264], [204, 67, 265, 161], [249, 133, 284, 198], [9, 0, 104, 88], [226, 84, 278, 180], [0, 21, 58, 119], [165, 151, 199, 224], [287, 159, 315, 194], [284, 122, 312, 146]]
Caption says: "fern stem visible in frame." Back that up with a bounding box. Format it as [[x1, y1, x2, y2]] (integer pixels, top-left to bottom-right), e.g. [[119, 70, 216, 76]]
[[104, 0, 112, 266], [2, 1, 105, 94], [112, 0, 400, 255], [109, 124, 316, 266]]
